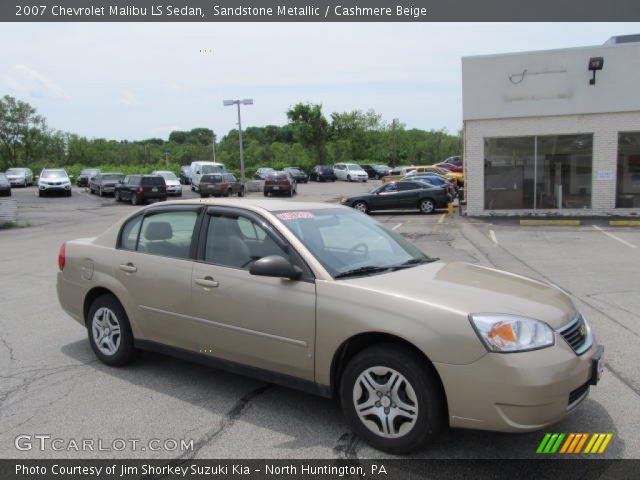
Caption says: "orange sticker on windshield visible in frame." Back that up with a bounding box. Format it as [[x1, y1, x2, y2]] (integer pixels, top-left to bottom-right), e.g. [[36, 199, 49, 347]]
[[276, 211, 314, 221]]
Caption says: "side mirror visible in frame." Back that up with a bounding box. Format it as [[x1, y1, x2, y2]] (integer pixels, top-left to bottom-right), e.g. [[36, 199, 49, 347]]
[[250, 255, 302, 280], [196, 170, 201, 175]]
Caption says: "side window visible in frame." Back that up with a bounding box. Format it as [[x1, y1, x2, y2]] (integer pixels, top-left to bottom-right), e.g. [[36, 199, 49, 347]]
[[382, 183, 398, 193], [122, 176, 129, 184], [137, 211, 197, 259], [398, 182, 418, 191], [205, 215, 286, 269], [120, 215, 142, 251]]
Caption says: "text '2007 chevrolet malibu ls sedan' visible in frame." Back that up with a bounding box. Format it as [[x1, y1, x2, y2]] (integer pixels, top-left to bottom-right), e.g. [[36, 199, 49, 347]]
[[57, 199, 604, 453]]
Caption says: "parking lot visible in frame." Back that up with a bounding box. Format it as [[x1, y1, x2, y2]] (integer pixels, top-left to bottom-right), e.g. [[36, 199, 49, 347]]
[[1, 180, 639, 460]]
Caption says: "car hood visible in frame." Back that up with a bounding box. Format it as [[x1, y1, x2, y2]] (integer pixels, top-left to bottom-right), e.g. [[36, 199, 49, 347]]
[[344, 261, 575, 329], [6, 175, 24, 179]]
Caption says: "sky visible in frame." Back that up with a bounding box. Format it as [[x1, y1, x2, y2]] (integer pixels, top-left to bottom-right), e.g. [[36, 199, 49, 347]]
[[1, 22, 639, 141]]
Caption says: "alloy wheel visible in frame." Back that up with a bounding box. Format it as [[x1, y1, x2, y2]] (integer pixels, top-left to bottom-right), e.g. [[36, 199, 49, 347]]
[[91, 307, 121, 356], [420, 200, 435, 214], [353, 366, 418, 438]]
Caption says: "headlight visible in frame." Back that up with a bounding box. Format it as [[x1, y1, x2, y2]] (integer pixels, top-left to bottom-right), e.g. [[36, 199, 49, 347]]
[[469, 314, 554, 353]]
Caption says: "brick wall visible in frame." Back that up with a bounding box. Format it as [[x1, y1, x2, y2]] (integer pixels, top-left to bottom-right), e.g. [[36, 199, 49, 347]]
[[464, 111, 640, 216]]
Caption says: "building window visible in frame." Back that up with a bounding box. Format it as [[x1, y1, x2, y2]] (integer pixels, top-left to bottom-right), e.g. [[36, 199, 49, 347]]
[[484, 134, 593, 210], [616, 132, 640, 208]]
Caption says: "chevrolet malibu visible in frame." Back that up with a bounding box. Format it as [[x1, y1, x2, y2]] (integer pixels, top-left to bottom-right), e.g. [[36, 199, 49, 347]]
[[57, 199, 603, 453]]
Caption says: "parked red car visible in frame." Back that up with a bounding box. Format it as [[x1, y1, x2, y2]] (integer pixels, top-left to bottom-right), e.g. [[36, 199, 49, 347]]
[[435, 162, 463, 173]]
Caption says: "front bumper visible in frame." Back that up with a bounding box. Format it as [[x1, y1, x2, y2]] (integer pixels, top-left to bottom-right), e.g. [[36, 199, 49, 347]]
[[39, 183, 71, 191], [166, 184, 182, 195], [436, 338, 603, 432], [8, 178, 26, 186]]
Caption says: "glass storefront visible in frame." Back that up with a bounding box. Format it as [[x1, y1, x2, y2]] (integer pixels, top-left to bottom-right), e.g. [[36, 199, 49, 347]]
[[484, 134, 593, 210], [616, 132, 640, 208]]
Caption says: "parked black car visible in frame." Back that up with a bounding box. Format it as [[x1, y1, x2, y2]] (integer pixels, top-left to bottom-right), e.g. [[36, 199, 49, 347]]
[[179, 165, 191, 185], [341, 180, 451, 215], [77, 168, 100, 187], [90, 173, 125, 196], [199, 173, 245, 198], [283, 166, 308, 183], [264, 171, 297, 197], [360, 164, 391, 180], [309, 165, 336, 182], [0, 173, 11, 196], [114, 175, 167, 205]]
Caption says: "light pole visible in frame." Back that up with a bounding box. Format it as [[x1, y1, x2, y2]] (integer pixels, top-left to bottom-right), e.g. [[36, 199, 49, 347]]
[[212, 131, 217, 163], [223, 98, 253, 183]]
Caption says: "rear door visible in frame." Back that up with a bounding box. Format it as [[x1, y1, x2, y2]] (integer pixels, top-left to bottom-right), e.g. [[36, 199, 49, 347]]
[[396, 181, 422, 208], [190, 207, 316, 380], [114, 205, 202, 347]]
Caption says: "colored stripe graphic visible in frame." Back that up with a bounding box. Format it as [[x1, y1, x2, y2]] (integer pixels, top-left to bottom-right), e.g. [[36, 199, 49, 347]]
[[539, 433, 613, 454]]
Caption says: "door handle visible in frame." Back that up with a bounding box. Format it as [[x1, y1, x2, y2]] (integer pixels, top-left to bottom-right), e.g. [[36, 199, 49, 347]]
[[195, 276, 219, 288], [119, 263, 137, 273]]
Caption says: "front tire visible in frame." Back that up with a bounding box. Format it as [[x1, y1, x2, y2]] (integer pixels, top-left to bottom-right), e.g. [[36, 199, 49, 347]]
[[353, 201, 369, 214], [347, 175, 352, 182], [87, 294, 135, 367], [339, 344, 446, 454]]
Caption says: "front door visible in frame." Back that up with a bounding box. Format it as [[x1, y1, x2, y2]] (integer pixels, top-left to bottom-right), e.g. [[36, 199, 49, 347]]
[[191, 209, 316, 381]]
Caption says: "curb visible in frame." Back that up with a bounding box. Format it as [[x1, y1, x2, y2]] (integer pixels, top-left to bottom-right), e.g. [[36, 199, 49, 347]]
[[609, 220, 640, 226], [519, 219, 581, 226]]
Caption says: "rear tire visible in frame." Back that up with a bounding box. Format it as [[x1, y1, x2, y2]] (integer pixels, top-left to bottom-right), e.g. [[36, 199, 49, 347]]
[[238, 189, 244, 197], [347, 175, 352, 182], [87, 294, 135, 367], [419, 199, 435, 214], [339, 343, 446, 454], [131, 193, 140, 206]]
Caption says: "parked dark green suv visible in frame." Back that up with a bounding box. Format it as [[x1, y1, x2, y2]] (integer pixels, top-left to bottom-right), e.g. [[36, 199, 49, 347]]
[[341, 180, 451, 214]]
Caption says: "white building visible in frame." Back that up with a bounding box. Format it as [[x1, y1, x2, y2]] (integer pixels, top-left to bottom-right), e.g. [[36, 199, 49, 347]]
[[462, 35, 640, 216]]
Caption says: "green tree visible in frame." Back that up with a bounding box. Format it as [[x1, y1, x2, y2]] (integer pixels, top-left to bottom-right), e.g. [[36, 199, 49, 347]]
[[286, 103, 329, 164], [0, 95, 47, 169]]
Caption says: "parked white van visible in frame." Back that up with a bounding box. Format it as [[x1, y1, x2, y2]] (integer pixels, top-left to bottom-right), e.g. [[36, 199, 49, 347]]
[[189, 162, 226, 191]]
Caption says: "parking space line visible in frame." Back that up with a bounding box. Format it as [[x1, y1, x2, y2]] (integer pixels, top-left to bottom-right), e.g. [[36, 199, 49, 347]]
[[489, 229, 498, 245], [437, 214, 445, 224], [592, 225, 637, 249], [391, 223, 402, 230]]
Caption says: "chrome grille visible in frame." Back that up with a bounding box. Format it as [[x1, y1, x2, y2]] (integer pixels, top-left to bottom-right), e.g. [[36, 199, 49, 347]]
[[557, 313, 591, 355]]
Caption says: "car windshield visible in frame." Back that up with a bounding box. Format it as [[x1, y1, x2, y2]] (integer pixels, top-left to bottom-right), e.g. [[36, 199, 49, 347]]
[[41, 170, 67, 178], [81, 169, 98, 175], [375, 165, 389, 170], [157, 172, 178, 180], [275, 208, 432, 278], [6, 168, 26, 175], [347, 165, 361, 171], [102, 174, 124, 181]]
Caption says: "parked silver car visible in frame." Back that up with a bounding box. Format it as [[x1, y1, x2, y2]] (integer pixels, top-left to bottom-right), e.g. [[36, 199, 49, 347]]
[[38, 169, 72, 197], [5, 167, 34, 187]]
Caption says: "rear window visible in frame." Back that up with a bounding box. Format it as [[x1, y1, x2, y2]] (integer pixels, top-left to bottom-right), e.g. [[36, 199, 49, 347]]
[[268, 173, 288, 179], [141, 176, 165, 186], [202, 175, 222, 183], [102, 174, 124, 181]]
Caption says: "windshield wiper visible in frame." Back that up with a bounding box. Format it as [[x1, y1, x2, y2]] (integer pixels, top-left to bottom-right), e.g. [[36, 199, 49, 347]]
[[334, 265, 391, 279], [390, 257, 439, 270]]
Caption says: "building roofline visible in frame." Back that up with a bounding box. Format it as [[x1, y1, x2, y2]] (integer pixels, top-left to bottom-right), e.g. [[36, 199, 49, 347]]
[[461, 41, 640, 62]]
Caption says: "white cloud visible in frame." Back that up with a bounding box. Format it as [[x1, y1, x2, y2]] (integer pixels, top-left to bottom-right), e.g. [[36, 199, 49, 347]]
[[119, 89, 142, 107], [1, 64, 69, 100]]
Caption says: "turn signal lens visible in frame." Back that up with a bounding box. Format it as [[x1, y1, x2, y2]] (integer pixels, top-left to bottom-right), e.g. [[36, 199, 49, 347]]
[[469, 314, 554, 353]]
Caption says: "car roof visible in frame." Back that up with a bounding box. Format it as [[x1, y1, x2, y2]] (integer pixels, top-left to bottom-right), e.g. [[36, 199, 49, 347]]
[[147, 198, 346, 213]]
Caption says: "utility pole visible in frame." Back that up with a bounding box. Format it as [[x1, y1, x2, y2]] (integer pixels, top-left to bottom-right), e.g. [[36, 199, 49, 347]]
[[392, 118, 398, 167]]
